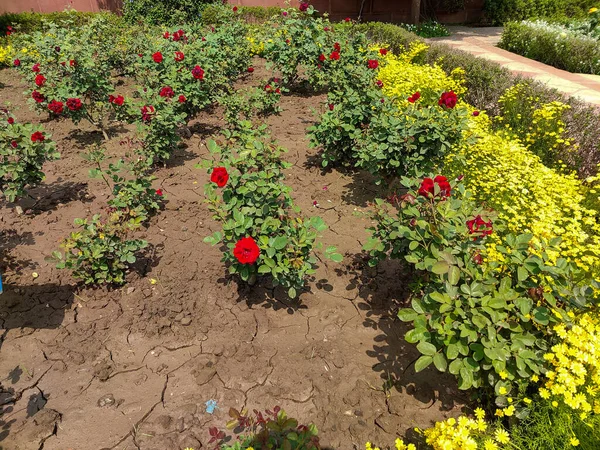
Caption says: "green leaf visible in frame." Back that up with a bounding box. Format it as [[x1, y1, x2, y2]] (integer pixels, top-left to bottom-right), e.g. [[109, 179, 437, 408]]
[[417, 341, 437, 356], [459, 367, 474, 390], [431, 260, 450, 275], [433, 353, 448, 372], [258, 265, 271, 274], [288, 287, 297, 298], [414, 355, 433, 372], [448, 265, 460, 286], [398, 308, 419, 322], [272, 236, 288, 250], [517, 266, 528, 282]]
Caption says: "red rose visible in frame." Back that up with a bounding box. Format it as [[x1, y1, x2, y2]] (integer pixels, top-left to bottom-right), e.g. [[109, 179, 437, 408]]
[[178, 95, 186, 103], [173, 51, 184, 62], [247, 67, 254, 73], [13, 59, 20, 67], [156, 189, 163, 196], [35, 74, 46, 87], [379, 48, 387, 55], [202, 36, 206, 41], [473, 252, 483, 265], [10, 140, 17, 148], [472, 110, 480, 117], [367, 59, 379, 69], [334, 42, 341, 52], [345, 17, 351, 22], [328, 103, 334, 111], [163, 31, 170, 39], [282, 11, 288, 16], [61, 62, 66, 66], [324, 26, 329, 31], [285, 39, 290, 44], [233, 6, 238, 12], [380, 98, 385, 103], [376, 80, 383, 88], [418, 175, 451, 199], [152, 52, 163, 63], [299, 2, 309, 12], [32, 90, 45, 103], [210, 167, 229, 187], [141, 105, 155, 122], [7, 117, 14, 124], [138, 53, 143, 58], [275, 88, 281, 94], [466, 215, 493, 237], [233, 237, 260, 265], [48, 100, 63, 115], [191, 65, 204, 80], [265, 84, 272, 92], [70, 59, 76, 67], [109, 94, 125, 106], [408, 91, 421, 103], [329, 51, 340, 60], [439, 91, 458, 109], [318, 53, 325, 62], [66, 98, 82, 111], [32, 63, 40, 72], [159, 86, 175, 98], [31, 131, 45, 142]]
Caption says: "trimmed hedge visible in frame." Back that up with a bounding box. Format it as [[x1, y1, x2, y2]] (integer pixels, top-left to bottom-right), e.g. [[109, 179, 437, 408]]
[[484, 0, 596, 26], [499, 20, 600, 75], [358, 21, 600, 177], [0, 10, 107, 35]]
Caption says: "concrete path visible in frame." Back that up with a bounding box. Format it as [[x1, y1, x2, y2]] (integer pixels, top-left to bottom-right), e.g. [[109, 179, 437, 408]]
[[428, 26, 600, 106]]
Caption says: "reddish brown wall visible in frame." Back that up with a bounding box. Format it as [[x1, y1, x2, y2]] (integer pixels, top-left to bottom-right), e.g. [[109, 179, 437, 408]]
[[0, 0, 121, 14], [0, 0, 483, 24]]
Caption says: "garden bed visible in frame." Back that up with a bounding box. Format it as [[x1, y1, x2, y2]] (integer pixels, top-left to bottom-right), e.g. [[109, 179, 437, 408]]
[[0, 58, 463, 449]]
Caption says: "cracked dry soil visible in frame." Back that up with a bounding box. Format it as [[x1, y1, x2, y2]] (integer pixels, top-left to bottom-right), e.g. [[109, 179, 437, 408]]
[[0, 59, 466, 450]]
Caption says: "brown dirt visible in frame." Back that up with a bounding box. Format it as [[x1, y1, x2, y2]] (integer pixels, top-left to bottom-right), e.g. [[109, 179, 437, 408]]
[[0, 59, 466, 450]]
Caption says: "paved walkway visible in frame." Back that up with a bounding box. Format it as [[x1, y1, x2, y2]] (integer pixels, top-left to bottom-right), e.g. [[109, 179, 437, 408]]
[[428, 26, 600, 106]]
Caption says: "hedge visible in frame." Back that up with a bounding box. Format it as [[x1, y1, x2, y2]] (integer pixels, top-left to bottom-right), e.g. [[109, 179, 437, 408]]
[[0, 10, 109, 35], [499, 20, 600, 75], [483, 0, 597, 25]]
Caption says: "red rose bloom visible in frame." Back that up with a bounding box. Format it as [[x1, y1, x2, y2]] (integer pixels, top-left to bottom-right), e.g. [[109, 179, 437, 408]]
[[376, 80, 383, 88], [345, 17, 351, 22], [152, 52, 163, 63], [109, 94, 125, 106], [174, 51, 184, 62], [60, 62, 66, 67], [141, 105, 155, 122], [265, 84, 272, 92], [156, 189, 163, 196], [299, 2, 309, 12], [163, 31, 170, 39], [35, 74, 46, 87], [31, 131, 45, 142], [70, 59, 76, 67], [178, 95, 186, 103], [367, 59, 379, 69], [318, 54, 326, 62], [247, 67, 254, 73], [328, 103, 334, 111], [10, 140, 17, 148], [334, 42, 341, 52], [210, 167, 229, 187], [32, 90, 45, 103], [66, 98, 82, 111], [13, 59, 20, 67], [275, 88, 281, 94], [159, 86, 175, 98], [418, 175, 452, 199], [438, 91, 458, 109], [472, 110, 480, 117], [48, 100, 63, 114], [473, 252, 483, 265], [233, 6, 238, 12], [7, 117, 14, 124], [329, 51, 340, 60], [192, 65, 204, 80], [408, 92, 421, 103], [233, 237, 260, 265], [466, 215, 493, 237], [173, 29, 185, 41], [379, 48, 387, 55], [32, 63, 40, 73]]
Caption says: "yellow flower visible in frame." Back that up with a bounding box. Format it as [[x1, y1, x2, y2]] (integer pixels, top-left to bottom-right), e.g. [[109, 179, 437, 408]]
[[484, 440, 499, 450], [590, 7, 598, 13], [523, 397, 532, 404], [499, 370, 508, 379], [531, 375, 539, 383], [494, 429, 510, 444], [474, 407, 485, 420], [570, 437, 580, 446], [150, 278, 158, 285], [499, 387, 508, 395], [503, 405, 515, 416]]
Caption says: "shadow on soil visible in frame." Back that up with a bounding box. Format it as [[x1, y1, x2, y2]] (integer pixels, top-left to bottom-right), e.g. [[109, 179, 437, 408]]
[[343, 252, 465, 412]]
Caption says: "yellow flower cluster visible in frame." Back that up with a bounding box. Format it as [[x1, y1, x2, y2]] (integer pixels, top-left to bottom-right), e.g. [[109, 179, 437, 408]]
[[365, 438, 415, 450], [378, 42, 466, 105], [541, 311, 600, 418], [420, 411, 510, 450], [246, 35, 265, 56], [0, 42, 13, 67], [446, 120, 600, 274]]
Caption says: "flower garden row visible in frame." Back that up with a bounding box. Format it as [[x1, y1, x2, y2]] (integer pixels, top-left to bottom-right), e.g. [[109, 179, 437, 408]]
[[2, 2, 600, 449]]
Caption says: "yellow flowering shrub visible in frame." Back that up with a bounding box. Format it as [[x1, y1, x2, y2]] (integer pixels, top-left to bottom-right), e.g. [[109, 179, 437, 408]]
[[420, 411, 510, 450], [540, 311, 600, 418], [446, 119, 600, 275], [378, 42, 466, 105], [365, 438, 415, 450], [0, 42, 13, 67]]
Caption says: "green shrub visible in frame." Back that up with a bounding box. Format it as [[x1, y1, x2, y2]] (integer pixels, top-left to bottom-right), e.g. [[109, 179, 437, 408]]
[[499, 20, 600, 75], [399, 21, 450, 38], [0, 10, 110, 35], [123, 0, 217, 25], [484, 0, 596, 25]]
